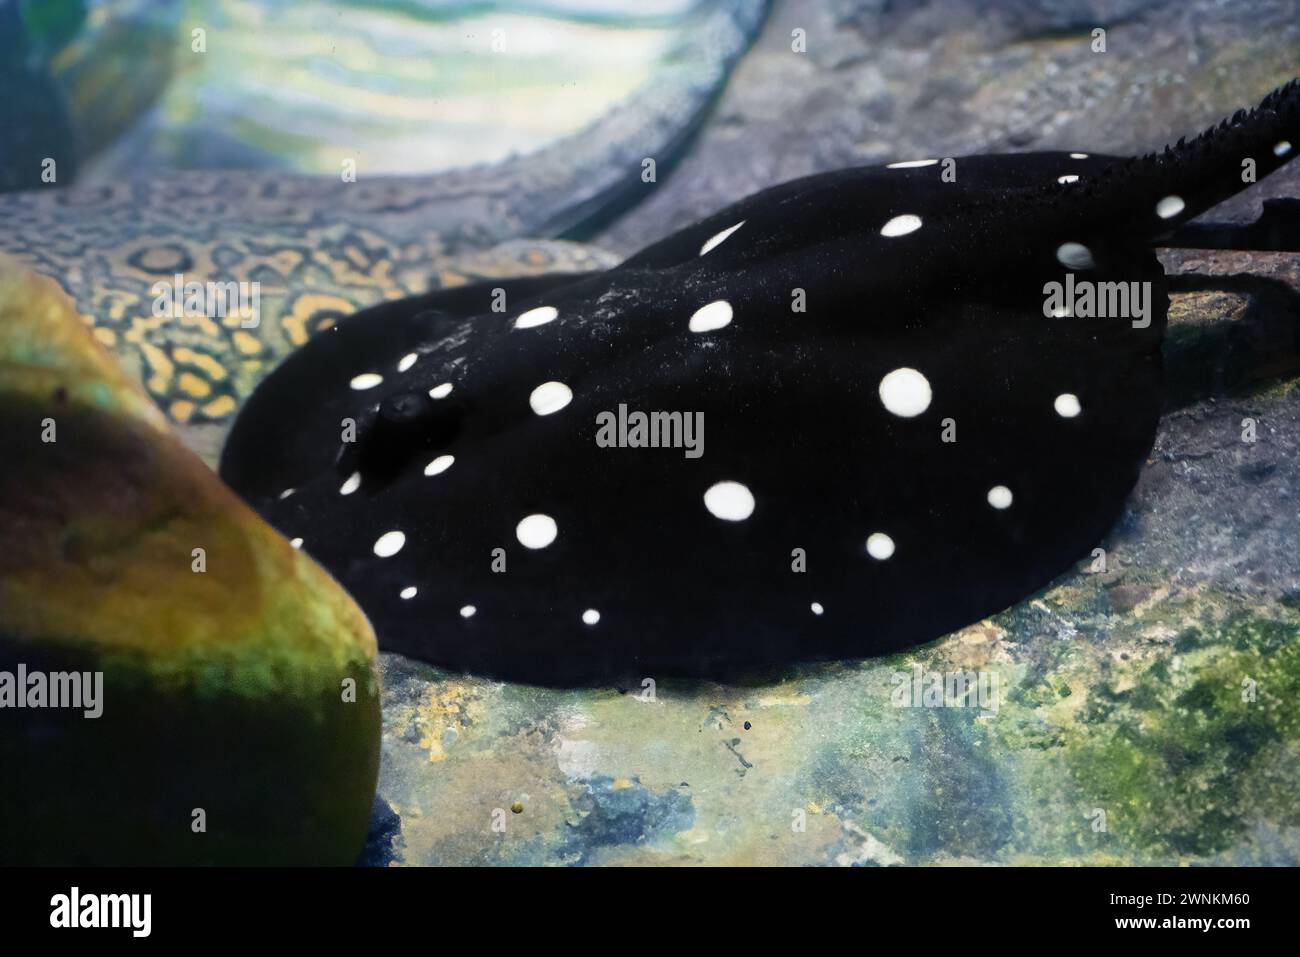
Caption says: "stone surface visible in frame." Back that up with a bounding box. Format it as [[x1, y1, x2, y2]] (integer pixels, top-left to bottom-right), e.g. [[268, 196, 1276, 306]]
[[592, 0, 1300, 253], [0, 257, 382, 864], [363, 0, 1300, 866]]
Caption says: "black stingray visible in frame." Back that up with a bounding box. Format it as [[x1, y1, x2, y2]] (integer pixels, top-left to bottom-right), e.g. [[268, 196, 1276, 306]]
[[221, 80, 1300, 685]]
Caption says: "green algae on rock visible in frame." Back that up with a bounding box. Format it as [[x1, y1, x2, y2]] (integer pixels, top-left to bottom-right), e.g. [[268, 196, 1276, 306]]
[[1056, 609, 1300, 859], [0, 257, 381, 864]]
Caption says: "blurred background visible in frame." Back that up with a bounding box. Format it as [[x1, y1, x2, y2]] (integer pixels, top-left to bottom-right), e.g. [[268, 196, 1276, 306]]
[[1, 0, 764, 189]]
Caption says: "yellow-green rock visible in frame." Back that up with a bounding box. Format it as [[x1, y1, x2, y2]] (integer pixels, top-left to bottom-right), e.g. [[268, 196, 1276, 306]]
[[0, 257, 381, 864]]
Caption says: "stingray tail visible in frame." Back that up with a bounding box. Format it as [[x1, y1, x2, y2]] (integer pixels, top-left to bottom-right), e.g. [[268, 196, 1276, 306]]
[[1094, 77, 1299, 236]]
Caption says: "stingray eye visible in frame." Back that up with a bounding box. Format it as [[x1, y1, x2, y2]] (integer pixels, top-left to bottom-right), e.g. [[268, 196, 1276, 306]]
[[380, 390, 434, 428], [352, 389, 463, 484]]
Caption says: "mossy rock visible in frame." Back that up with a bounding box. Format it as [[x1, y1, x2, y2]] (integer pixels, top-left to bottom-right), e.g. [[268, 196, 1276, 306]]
[[0, 257, 380, 864]]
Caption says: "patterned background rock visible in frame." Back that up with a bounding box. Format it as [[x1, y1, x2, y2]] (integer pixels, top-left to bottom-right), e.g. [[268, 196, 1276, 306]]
[[0, 0, 768, 461]]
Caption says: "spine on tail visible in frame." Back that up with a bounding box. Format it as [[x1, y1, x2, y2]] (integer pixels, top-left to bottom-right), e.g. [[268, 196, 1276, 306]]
[[1104, 77, 1299, 234]]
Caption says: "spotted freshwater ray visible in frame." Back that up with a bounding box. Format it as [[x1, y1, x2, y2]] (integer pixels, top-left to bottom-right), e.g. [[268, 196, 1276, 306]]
[[221, 80, 1300, 686]]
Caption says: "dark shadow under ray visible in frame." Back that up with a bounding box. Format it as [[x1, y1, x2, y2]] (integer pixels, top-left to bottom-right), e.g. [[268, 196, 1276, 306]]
[[1163, 272, 1300, 407]]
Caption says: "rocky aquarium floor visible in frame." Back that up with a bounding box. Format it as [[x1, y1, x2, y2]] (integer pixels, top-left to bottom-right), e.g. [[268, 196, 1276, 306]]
[[365, 0, 1300, 865]]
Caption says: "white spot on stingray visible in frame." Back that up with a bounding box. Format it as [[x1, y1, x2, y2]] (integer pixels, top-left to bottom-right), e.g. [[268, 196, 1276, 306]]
[[688, 299, 733, 333], [340, 472, 361, 495], [428, 382, 453, 399], [424, 454, 454, 476], [373, 530, 405, 558], [400, 586, 417, 600], [530, 381, 573, 416], [878, 367, 932, 417], [866, 532, 895, 560], [1057, 174, 1080, 185], [811, 602, 825, 616], [290, 537, 303, 549], [699, 220, 745, 256], [1275, 141, 1292, 157], [516, 513, 558, 549], [881, 214, 923, 237], [278, 488, 295, 500], [582, 608, 601, 626], [460, 604, 477, 618], [514, 305, 558, 329], [1156, 195, 1185, 219], [1070, 152, 1089, 159], [703, 480, 755, 521], [1054, 393, 1082, 418], [1056, 242, 1095, 270], [887, 159, 938, 169], [397, 353, 418, 373], [987, 485, 1014, 509], [350, 372, 383, 390]]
